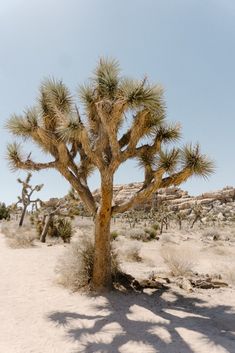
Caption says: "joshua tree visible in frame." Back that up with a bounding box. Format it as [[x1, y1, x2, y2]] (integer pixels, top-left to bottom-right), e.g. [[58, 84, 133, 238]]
[[190, 202, 204, 228], [16, 172, 43, 226], [155, 203, 172, 234], [6, 58, 214, 291], [39, 198, 76, 243]]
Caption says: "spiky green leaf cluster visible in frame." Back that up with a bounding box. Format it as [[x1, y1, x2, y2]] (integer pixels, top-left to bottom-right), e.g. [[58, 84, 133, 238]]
[[181, 143, 215, 178], [119, 78, 164, 112], [94, 58, 120, 98], [153, 123, 181, 143], [79, 84, 94, 108], [6, 142, 23, 171], [158, 148, 180, 173], [137, 152, 156, 170], [39, 78, 73, 115], [57, 116, 83, 141], [6, 107, 39, 138]]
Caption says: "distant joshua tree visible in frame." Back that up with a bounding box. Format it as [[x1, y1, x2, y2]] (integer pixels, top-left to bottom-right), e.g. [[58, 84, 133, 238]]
[[16, 172, 43, 226], [6, 58, 214, 291], [39, 197, 77, 243]]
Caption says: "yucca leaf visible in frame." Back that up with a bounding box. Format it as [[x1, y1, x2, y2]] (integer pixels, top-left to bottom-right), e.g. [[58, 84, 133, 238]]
[[78, 83, 95, 108], [119, 78, 165, 113], [6, 108, 38, 138], [57, 116, 83, 142], [136, 152, 156, 169], [157, 148, 180, 173], [152, 123, 181, 143], [39, 78, 73, 114], [6, 142, 24, 171], [94, 57, 120, 98], [181, 143, 215, 178]]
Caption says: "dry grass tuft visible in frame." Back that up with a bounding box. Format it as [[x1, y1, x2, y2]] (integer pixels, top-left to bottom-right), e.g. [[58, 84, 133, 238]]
[[56, 236, 121, 291], [123, 242, 142, 262], [161, 245, 195, 277], [203, 229, 221, 240], [2, 221, 36, 248]]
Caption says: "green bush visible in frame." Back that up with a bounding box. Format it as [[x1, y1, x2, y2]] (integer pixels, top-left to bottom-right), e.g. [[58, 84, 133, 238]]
[[111, 231, 119, 240], [144, 228, 157, 240], [56, 218, 73, 243], [151, 223, 159, 231], [0, 203, 10, 220], [34, 215, 73, 242]]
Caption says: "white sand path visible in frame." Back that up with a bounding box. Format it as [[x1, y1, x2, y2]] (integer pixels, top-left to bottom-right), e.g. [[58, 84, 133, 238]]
[[0, 233, 234, 353]]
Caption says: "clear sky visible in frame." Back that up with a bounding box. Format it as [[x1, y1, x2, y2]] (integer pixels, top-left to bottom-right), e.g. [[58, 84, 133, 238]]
[[0, 0, 235, 205]]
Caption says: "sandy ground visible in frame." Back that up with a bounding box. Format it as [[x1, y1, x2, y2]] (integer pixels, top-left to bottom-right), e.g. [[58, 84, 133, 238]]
[[0, 222, 235, 353]]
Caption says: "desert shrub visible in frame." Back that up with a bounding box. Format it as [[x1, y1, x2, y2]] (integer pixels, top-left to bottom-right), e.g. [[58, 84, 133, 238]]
[[203, 229, 221, 241], [34, 215, 73, 242], [144, 228, 157, 241], [151, 223, 159, 231], [2, 222, 36, 248], [56, 236, 121, 291], [35, 218, 44, 239], [0, 203, 10, 220], [126, 227, 158, 241], [124, 242, 142, 262], [56, 218, 73, 243], [29, 214, 35, 225], [128, 228, 145, 241], [47, 218, 59, 238], [111, 231, 119, 240], [7, 233, 35, 248], [161, 245, 195, 276]]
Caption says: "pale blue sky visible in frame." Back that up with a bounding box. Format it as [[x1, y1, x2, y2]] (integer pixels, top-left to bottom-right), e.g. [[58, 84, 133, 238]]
[[1, 0, 235, 204]]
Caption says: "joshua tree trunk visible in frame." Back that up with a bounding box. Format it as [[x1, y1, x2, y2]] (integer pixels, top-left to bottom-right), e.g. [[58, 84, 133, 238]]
[[92, 174, 113, 291], [40, 214, 52, 243], [19, 204, 27, 227]]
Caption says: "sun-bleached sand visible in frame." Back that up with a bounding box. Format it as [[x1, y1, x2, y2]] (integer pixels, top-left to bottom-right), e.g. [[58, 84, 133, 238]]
[[0, 222, 235, 353]]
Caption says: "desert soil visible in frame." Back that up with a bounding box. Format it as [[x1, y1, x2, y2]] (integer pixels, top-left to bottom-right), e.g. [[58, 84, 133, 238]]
[[0, 221, 235, 353]]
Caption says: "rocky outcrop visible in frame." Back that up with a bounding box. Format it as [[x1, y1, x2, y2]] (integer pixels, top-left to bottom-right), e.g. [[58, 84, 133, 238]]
[[93, 183, 235, 223], [94, 183, 235, 209], [71, 182, 235, 222]]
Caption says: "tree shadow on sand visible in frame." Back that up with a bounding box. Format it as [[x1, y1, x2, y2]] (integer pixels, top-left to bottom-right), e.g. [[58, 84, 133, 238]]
[[47, 288, 235, 353]]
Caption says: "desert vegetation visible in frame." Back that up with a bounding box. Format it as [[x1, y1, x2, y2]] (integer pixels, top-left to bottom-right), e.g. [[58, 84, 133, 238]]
[[15, 172, 43, 226], [6, 58, 214, 291], [1, 186, 235, 352], [0, 202, 10, 220], [2, 221, 36, 248]]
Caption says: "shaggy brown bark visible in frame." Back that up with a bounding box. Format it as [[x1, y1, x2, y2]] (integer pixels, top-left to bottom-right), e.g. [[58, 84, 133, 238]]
[[19, 205, 27, 227], [92, 174, 113, 290], [40, 214, 52, 243]]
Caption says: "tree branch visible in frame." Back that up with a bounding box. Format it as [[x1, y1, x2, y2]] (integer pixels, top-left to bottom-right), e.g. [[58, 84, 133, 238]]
[[57, 164, 97, 215], [159, 168, 192, 188], [112, 169, 164, 215], [12, 158, 58, 171], [95, 100, 121, 162], [112, 167, 192, 215]]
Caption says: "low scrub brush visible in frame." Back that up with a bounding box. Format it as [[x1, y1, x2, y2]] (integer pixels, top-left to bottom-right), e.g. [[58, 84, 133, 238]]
[[56, 236, 121, 291], [2, 221, 36, 248]]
